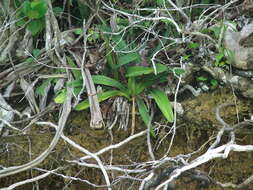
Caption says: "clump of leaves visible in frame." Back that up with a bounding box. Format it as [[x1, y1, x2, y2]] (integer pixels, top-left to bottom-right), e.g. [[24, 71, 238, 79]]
[[15, 0, 63, 36], [15, 0, 47, 35]]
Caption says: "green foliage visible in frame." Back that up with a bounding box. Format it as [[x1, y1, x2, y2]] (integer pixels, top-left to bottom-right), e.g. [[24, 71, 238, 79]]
[[16, 0, 48, 35], [210, 79, 218, 89], [214, 47, 230, 67], [117, 53, 140, 67], [188, 42, 200, 49], [92, 75, 127, 92], [173, 68, 186, 77], [36, 79, 52, 96], [196, 76, 219, 90], [136, 98, 155, 137], [196, 76, 208, 81], [149, 89, 173, 123], [53, 7, 63, 16], [74, 62, 173, 129], [75, 90, 129, 110], [54, 89, 66, 104]]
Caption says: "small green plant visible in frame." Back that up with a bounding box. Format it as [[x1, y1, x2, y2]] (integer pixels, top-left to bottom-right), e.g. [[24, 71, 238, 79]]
[[15, 0, 63, 36], [15, 0, 48, 35], [54, 23, 175, 135], [209, 22, 236, 67], [73, 63, 173, 136], [196, 76, 218, 90]]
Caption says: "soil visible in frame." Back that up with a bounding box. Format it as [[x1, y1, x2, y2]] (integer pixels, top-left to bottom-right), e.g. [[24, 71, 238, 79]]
[[0, 88, 252, 190]]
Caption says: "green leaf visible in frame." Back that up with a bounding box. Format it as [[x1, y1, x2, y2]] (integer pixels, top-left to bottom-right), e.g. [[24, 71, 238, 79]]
[[54, 89, 66, 104], [156, 0, 164, 6], [126, 64, 167, 77], [27, 18, 45, 35], [30, 0, 47, 18], [174, 68, 185, 76], [150, 89, 173, 122], [111, 35, 128, 51], [92, 75, 127, 91], [126, 66, 153, 77], [73, 87, 82, 96], [155, 63, 168, 74], [196, 76, 208, 81], [66, 56, 82, 79], [74, 90, 129, 110], [25, 57, 33, 63], [67, 80, 83, 88], [188, 42, 199, 49], [27, 10, 40, 19], [74, 28, 83, 35], [210, 79, 218, 88], [16, 17, 27, 26], [182, 55, 190, 61], [53, 6, 63, 16], [127, 77, 136, 95], [137, 98, 155, 137], [77, 1, 90, 19], [36, 79, 51, 95], [22, 1, 32, 16], [32, 49, 40, 57], [211, 26, 221, 39], [117, 52, 140, 67], [215, 49, 224, 66]]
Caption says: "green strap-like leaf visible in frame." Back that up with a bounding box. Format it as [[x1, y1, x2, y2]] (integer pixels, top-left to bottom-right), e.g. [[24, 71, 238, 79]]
[[126, 66, 153, 77], [150, 89, 173, 122], [126, 64, 168, 77], [66, 56, 82, 79], [74, 90, 129, 110], [92, 75, 127, 92], [137, 98, 155, 137], [117, 52, 140, 67], [54, 89, 66, 104]]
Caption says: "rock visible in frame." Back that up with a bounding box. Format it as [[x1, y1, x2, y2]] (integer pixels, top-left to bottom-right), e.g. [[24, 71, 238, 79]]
[[224, 23, 253, 70], [229, 76, 253, 98]]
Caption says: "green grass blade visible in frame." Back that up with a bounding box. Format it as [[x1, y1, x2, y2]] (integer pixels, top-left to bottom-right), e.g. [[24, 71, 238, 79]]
[[137, 98, 155, 137], [126, 66, 153, 77], [74, 90, 129, 110], [126, 64, 168, 78], [117, 52, 140, 67], [150, 89, 173, 122], [92, 75, 127, 91]]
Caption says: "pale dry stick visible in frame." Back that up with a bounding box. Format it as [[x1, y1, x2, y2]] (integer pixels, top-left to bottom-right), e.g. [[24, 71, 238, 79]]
[[151, 41, 178, 74], [137, 4, 219, 12], [155, 102, 251, 189], [0, 86, 72, 178], [166, 0, 191, 26], [139, 173, 155, 190], [198, 4, 221, 22], [69, 50, 104, 128], [80, 14, 104, 128], [199, 0, 240, 26], [0, 11, 28, 50], [36, 121, 112, 190], [155, 143, 253, 190], [147, 107, 155, 161], [0, 168, 61, 190], [131, 96, 136, 135], [68, 160, 146, 174], [35, 168, 106, 188], [101, 1, 182, 34], [0, 119, 21, 132], [79, 130, 147, 161], [62, 168, 85, 189], [164, 59, 183, 156]]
